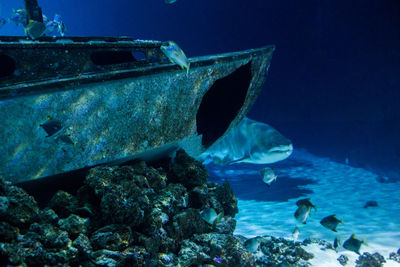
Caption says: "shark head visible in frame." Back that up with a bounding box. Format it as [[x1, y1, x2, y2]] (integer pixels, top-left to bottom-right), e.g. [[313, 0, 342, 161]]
[[199, 117, 293, 165], [233, 119, 293, 164], [247, 143, 293, 164]]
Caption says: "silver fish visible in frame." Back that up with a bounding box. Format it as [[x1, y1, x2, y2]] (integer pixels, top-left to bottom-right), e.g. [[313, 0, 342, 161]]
[[294, 205, 311, 224], [320, 215, 343, 232], [10, 8, 27, 26], [296, 198, 316, 209], [200, 207, 222, 225], [260, 167, 277, 186], [244, 236, 262, 253]]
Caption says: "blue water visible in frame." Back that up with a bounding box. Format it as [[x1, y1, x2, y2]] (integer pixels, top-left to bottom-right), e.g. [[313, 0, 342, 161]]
[[1, 1, 400, 265], [207, 149, 400, 266], [3, 0, 398, 178]]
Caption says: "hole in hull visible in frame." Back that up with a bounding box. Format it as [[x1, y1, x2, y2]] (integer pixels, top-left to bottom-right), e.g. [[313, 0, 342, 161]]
[[0, 55, 16, 78], [196, 61, 253, 147], [91, 50, 138, 66]]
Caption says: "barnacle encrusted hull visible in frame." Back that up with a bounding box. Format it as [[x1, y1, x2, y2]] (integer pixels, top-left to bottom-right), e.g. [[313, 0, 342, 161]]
[[0, 37, 275, 183]]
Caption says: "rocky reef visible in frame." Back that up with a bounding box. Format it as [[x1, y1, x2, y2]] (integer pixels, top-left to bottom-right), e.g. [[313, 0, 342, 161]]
[[0, 149, 392, 266]]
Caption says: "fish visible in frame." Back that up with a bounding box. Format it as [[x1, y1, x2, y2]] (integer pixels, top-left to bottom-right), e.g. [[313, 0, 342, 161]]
[[294, 205, 311, 224], [160, 41, 190, 75], [200, 207, 222, 225], [56, 16, 67, 37], [333, 236, 342, 252], [10, 8, 27, 26], [43, 14, 66, 36], [296, 198, 316, 209], [165, 0, 177, 3], [343, 234, 366, 255], [244, 236, 262, 253], [292, 226, 299, 242], [24, 20, 46, 40], [55, 134, 76, 146], [40, 118, 63, 137], [363, 201, 378, 208], [260, 167, 277, 186], [43, 15, 58, 34], [198, 117, 293, 165], [320, 215, 343, 232], [0, 18, 7, 28]]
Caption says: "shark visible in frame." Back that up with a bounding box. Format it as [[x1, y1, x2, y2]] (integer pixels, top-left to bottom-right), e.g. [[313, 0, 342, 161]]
[[198, 117, 293, 165]]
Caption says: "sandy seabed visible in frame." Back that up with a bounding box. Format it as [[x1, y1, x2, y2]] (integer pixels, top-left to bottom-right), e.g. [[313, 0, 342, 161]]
[[207, 149, 400, 267]]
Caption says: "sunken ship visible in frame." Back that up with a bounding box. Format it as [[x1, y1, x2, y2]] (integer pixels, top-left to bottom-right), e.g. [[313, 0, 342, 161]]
[[0, 0, 275, 185]]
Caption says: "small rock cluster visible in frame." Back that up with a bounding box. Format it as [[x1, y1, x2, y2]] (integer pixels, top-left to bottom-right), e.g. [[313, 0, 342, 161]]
[[355, 252, 386, 267], [254, 236, 313, 266], [389, 248, 400, 263], [0, 149, 318, 266], [337, 254, 349, 266]]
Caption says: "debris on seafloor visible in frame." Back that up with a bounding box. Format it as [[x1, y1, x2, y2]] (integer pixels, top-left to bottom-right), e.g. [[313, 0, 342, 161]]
[[1, 149, 379, 266]]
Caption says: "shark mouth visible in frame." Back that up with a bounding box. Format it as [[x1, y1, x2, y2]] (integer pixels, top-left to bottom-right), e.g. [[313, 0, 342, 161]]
[[269, 144, 293, 155]]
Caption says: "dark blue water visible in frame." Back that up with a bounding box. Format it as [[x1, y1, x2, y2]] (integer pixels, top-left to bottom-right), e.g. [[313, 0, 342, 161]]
[[1, 0, 399, 179]]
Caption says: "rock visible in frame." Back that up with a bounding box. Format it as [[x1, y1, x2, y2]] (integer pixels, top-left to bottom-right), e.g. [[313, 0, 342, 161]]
[[303, 238, 334, 250], [85, 166, 151, 227], [73, 233, 93, 255], [27, 222, 71, 249], [171, 208, 211, 240], [48, 190, 79, 217], [178, 239, 210, 266], [0, 180, 39, 227], [257, 236, 313, 266], [356, 252, 386, 267], [37, 208, 59, 224], [169, 149, 209, 190], [338, 254, 349, 266], [131, 161, 168, 191], [389, 248, 400, 263], [215, 216, 236, 235], [0, 222, 19, 242], [91, 224, 132, 251], [0, 150, 319, 266], [189, 185, 209, 209], [0, 196, 9, 213], [214, 182, 238, 217], [58, 214, 89, 237], [0, 242, 25, 265]]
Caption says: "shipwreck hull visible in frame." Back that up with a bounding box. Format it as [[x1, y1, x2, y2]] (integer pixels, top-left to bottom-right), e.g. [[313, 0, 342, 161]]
[[0, 36, 274, 184]]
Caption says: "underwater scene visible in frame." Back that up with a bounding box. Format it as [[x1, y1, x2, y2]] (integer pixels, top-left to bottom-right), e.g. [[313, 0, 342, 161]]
[[1, 0, 399, 266]]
